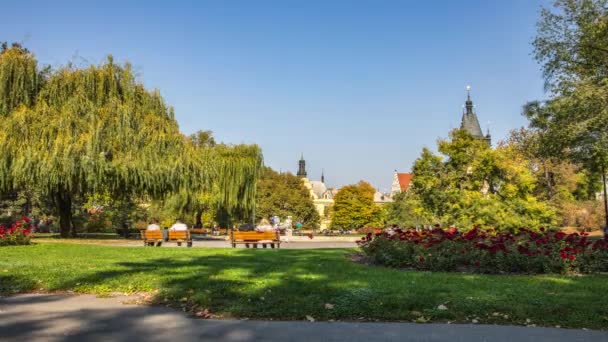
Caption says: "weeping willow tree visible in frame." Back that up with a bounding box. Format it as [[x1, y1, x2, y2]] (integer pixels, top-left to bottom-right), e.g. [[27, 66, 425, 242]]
[[0, 43, 46, 116], [0, 46, 263, 237], [159, 142, 263, 228]]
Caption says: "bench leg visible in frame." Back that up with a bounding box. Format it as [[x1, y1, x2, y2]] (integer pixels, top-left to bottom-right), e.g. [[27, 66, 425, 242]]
[[253, 244, 258, 248], [187, 241, 192, 248], [177, 242, 182, 247], [270, 244, 275, 249], [262, 244, 267, 249], [156, 242, 162, 247], [245, 243, 250, 248], [232, 243, 236, 248]]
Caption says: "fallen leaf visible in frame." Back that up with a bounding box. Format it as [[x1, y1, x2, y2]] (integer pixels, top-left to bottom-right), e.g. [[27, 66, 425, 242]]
[[414, 316, 429, 323], [195, 309, 211, 319]]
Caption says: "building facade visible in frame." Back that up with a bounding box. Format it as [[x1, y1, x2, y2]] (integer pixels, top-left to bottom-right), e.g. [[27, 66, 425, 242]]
[[297, 156, 337, 229]]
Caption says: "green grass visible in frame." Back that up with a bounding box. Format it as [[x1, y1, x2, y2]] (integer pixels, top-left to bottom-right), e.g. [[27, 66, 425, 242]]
[[1, 243, 607, 329]]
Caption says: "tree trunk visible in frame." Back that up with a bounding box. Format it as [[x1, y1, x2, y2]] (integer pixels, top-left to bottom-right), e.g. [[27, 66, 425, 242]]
[[195, 211, 203, 228], [602, 166, 608, 234], [119, 199, 132, 239], [55, 192, 73, 238]]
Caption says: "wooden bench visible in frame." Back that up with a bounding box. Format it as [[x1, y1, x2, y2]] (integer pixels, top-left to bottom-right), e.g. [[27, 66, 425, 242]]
[[141, 230, 163, 246], [190, 228, 210, 235], [231, 230, 281, 248], [168, 230, 193, 247]]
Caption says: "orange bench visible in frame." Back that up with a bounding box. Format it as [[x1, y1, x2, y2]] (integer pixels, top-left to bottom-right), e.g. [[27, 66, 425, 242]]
[[191, 228, 210, 235], [231, 230, 281, 248], [141, 230, 163, 246], [168, 230, 193, 247]]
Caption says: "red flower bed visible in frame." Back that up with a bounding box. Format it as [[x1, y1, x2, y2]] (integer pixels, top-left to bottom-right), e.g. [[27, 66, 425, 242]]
[[0, 217, 35, 246], [357, 227, 608, 274]]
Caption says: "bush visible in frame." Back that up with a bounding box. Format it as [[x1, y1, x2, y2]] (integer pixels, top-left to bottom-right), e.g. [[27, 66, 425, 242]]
[[356, 227, 383, 235], [357, 227, 608, 274], [0, 217, 34, 246]]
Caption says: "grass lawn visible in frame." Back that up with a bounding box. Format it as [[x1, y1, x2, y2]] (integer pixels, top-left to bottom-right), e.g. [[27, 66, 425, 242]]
[[1, 243, 607, 329]]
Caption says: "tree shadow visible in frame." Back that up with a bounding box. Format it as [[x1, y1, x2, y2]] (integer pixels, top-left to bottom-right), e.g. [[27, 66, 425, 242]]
[[4, 246, 608, 328]]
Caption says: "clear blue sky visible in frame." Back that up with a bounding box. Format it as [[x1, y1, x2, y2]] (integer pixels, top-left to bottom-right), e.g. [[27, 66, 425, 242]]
[[2, 0, 550, 191]]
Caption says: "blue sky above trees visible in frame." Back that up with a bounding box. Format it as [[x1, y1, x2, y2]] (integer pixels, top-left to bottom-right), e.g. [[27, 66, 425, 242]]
[[2, 0, 550, 191]]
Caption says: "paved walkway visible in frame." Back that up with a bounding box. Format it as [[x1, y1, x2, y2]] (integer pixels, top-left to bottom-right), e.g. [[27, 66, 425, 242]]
[[1, 294, 606, 342], [87, 240, 359, 249]]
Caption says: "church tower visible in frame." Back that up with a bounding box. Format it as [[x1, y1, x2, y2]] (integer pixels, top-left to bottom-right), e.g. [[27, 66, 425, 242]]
[[460, 86, 491, 145], [297, 154, 307, 178]]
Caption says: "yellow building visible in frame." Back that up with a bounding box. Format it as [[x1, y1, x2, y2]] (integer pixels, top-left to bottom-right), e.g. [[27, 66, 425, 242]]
[[297, 155, 337, 229]]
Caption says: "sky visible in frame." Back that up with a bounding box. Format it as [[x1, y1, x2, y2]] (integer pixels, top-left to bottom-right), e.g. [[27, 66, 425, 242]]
[[2, 0, 551, 192]]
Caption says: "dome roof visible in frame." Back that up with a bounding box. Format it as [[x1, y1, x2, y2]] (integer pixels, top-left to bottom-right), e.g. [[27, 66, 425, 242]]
[[309, 181, 327, 198]]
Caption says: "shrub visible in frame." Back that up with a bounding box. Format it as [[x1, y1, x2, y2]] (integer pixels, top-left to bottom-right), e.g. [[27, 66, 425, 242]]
[[0, 217, 35, 246], [357, 227, 608, 274]]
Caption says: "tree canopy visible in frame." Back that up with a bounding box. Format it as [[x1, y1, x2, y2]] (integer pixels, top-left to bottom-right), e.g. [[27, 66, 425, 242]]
[[330, 181, 384, 230], [389, 130, 556, 231], [526, 0, 608, 226], [254, 167, 320, 228], [0, 45, 262, 236]]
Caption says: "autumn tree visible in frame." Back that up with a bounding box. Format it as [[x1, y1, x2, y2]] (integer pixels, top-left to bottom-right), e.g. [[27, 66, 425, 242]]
[[255, 167, 319, 228], [396, 130, 556, 231], [527, 0, 608, 227], [330, 181, 384, 230]]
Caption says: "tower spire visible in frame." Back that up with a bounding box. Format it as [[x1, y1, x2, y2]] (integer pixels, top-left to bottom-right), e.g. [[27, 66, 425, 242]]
[[321, 169, 325, 183], [465, 85, 473, 114], [297, 154, 307, 178], [460, 85, 484, 138]]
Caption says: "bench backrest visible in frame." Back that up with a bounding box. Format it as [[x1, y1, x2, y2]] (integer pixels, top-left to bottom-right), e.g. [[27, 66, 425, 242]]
[[143, 230, 163, 239], [232, 230, 278, 242], [168, 230, 190, 240]]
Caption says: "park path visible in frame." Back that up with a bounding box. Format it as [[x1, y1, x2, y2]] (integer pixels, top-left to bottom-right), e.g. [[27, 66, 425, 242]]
[[1, 294, 606, 342], [38, 239, 359, 249]]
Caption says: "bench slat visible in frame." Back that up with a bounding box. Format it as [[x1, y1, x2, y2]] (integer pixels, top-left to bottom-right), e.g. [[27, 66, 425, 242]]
[[143, 231, 163, 239], [232, 231, 279, 241]]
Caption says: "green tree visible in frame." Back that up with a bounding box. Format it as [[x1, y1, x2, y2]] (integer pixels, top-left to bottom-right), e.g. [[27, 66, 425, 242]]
[[404, 130, 556, 231], [528, 0, 608, 227], [330, 181, 384, 230], [255, 167, 319, 228], [385, 191, 430, 228], [0, 42, 47, 116], [0, 47, 262, 237]]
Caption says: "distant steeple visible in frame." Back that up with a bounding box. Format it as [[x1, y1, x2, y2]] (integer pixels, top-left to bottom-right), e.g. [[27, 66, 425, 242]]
[[297, 154, 307, 178], [460, 85, 485, 139], [321, 169, 325, 183]]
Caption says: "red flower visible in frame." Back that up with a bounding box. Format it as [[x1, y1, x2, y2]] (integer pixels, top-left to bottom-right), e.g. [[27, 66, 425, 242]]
[[554, 232, 566, 240]]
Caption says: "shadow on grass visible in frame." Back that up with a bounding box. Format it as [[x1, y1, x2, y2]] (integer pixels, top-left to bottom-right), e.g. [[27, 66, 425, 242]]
[[3, 245, 608, 328]]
